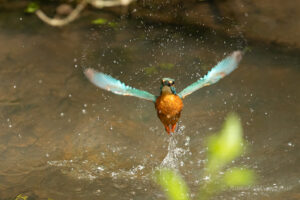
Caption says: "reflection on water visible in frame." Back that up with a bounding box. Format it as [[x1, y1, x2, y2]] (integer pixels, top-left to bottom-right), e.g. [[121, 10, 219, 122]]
[[0, 11, 299, 200]]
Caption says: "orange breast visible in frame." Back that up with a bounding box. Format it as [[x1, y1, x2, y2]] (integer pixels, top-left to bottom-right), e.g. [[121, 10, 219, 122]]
[[155, 94, 183, 118]]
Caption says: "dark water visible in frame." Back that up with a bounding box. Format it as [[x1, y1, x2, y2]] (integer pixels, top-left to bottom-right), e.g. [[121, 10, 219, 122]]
[[0, 11, 299, 200]]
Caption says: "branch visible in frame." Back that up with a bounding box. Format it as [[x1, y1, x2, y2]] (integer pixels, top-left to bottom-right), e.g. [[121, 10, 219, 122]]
[[35, 0, 88, 27], [35, 0, 135, 27], [89, 0, 135, 8]]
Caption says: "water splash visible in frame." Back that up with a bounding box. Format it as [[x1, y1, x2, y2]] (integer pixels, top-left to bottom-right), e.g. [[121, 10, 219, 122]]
[[160, 125, 189, 169]]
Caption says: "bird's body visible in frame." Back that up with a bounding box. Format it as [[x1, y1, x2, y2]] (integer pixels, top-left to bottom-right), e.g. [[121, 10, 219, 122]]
[[155, 90, 183, 134], [84, 51, 243, 135]]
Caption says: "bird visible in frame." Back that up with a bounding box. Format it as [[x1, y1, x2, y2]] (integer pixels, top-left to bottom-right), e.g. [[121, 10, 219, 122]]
[[84, 51, 242, 135]]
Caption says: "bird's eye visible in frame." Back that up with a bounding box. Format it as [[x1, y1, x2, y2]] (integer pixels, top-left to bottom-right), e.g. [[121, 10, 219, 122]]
[[169, 81, 175, 85]]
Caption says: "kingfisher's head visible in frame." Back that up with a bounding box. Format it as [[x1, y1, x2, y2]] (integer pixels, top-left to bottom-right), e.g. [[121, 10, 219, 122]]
[[161, 78, 175, 87], [160, 78, 176, 94]]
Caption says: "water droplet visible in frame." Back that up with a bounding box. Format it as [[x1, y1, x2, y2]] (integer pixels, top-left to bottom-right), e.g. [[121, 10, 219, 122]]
[[97, 166, 104, 171], [111, 172, 117, 177], [203, 176, 210, 181], [96, 189, 101, 194], [288, 142, 294, 147]]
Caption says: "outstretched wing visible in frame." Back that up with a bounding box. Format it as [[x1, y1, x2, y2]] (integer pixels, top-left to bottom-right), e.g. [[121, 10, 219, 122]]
[[84, 68, 156, 102], [178, 51, 242, 99]]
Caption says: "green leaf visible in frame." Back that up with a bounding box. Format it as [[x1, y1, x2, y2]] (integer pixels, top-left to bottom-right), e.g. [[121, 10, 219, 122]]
[[223, 168, 255, 187], [91, 18, 108, 25], [156, 169, 189, 200], [207, 113, 244, 172], [25, 2, 39, 13]]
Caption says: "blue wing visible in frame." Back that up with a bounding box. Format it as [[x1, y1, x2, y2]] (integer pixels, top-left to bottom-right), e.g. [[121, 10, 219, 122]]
[[84, 68, 156, 102], [178, 51, 242, 99]]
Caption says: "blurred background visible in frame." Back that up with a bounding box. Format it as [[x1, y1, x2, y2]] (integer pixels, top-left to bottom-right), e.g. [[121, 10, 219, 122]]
[[0, 0, 299, 199]]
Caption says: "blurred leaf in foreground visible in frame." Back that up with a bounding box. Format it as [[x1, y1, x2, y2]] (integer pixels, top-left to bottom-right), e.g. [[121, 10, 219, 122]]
[[223, 168, 255, 187], [207, 113, 244, 172], [15, 194, 28, 200], [25, 2, 39, 13], [156, 113, 256, 200], [156, 169, 189, 200]]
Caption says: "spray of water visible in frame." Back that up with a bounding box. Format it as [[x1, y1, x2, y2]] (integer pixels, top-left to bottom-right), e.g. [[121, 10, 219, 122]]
[[160, 125, 188, 170]]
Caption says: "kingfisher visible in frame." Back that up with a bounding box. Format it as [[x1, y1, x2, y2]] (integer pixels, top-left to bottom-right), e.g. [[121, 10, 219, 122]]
[[84, 51, 242, 135]]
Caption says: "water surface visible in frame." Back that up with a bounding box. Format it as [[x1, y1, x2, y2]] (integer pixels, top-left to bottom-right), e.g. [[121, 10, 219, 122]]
[[0, 11, 299, 200]]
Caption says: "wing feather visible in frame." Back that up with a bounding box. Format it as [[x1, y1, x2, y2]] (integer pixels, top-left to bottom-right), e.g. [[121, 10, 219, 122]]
[[84, 68, 156, 102], [178, 51, 242, 99]]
